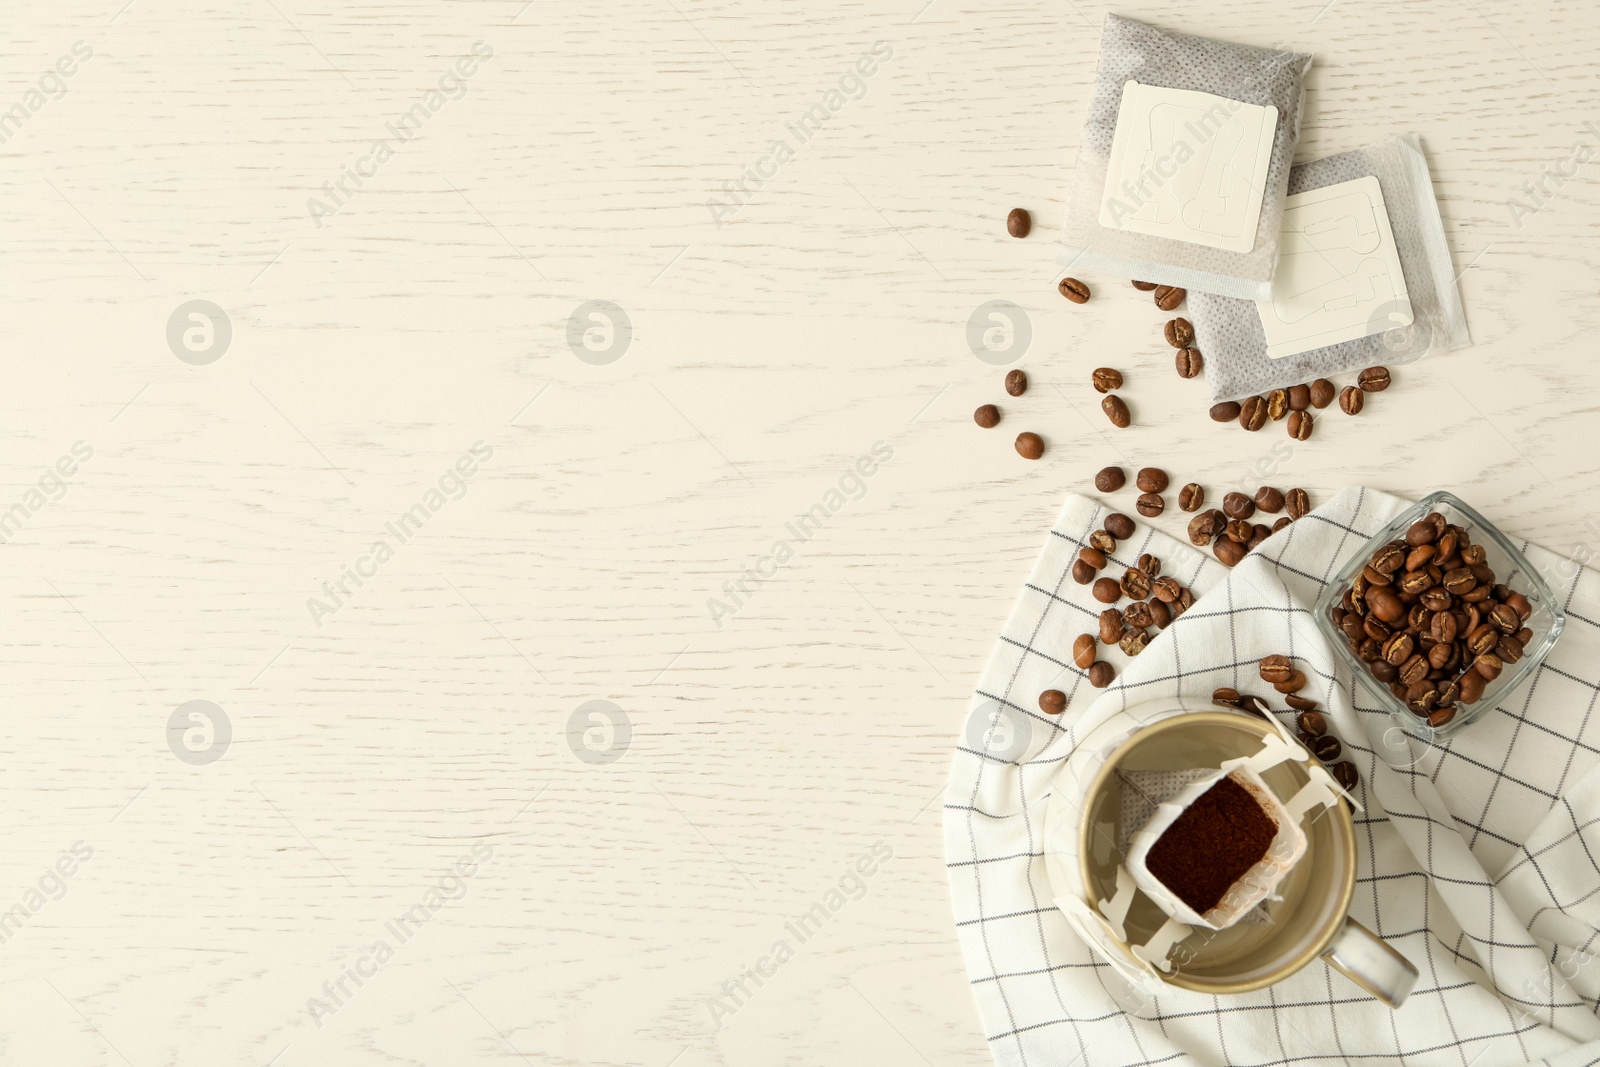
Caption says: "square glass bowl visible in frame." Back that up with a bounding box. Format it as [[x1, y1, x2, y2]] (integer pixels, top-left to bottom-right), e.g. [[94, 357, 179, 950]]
[[1312, 491, 1566, 740]]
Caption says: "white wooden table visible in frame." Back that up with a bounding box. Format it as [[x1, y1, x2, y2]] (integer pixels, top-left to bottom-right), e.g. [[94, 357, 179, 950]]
[[3, 1, 1597, 1064]]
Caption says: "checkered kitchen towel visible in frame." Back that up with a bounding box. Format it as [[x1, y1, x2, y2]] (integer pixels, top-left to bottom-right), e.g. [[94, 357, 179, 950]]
[[945, 486, 1600, 1067]]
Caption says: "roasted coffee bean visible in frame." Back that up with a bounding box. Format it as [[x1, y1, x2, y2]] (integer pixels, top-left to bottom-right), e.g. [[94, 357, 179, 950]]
[[1297, 729, 1317, 747], [1137, 553, 1162, 577], [1405, 681, 1438, 715], [1266, 389, 1289, 421], [1312, 735, 1342, 761], [1237, 693, 1269, 718], [1078, 546, 1106, 570], [1105, 513, 1136, 540], [1103, 394, 1131, 428], [1399, 570, 1434, 596], [1443, 567, 1476, 594], [1212, 687, 1242, 709], [1384, 632, 1415, 666], [1421, 588, 1453, 612], [1491, 583, 1513, 603], [1122, 601, 1153, 629], [1331, 761, 1359, 790], [1496, 636, 1524, 664], [1119, 629, 1150, 657], [1309, 379, 1335, 409], [1188, 510, 1223, 546], [1516, 626, 1535, 647], [1459, 542, 1485, 567], [1490, 602, 1520, 634], [1136, 467, 1169, 493], [1005, 369, 1028, 396], [1152, 576, 1181, 603], [1274, 670, 1308, 694], [1459, 669, 1486, 704], [1210, 401, 1242, 423], [1296, 710, 1327, 736], [1148, 599, 1172, 628], [1405, 519, 1439, 546], [974, 404, 1000, 428], [1467, 623, 1499, 656], [1214, 538, 1245, 567], [1153, 285, 1185, 311], [1371, 660, 1398, 683], [1136, 492, 1165, 517], [1428, 706, 1457, 729], [1400, 655, 1430, 686], [1132, 280, 1158, 291], [1039, 688, 1067, 714], [1087, 661, 1115, 688], [1358, 366, 1392, 392], [1287, 694, 1318, 712], [1287, 384, 1311, 411], [1058, 277, 1090, 303], [1223, 492, 1256, 520], [1249, 524, 1271, 550], [1073, 633, 1097, 669], [1427, 642, 1453, 670], [1092, 577, 1121, 604], [1089, 529, 1117, 553], [1178, 483, 1205, 512], [1092, 367, 1123, 393], [1015, 432, 1044, 460], [1405, 544, 1436, 571], [1094, 466, 1125, 493], [1121, 567, 1152, 600], [1474, 653, 1503, 681], [1175, 348, 1203, 378], [1367, 586, 1405, 624], [1372, 544, 1405, 574], [1285, 488, 1310, 520], [1507, 592, 1533, 621], [1164, 318, 1194, 348], [1224, 518, 1252, 544], [1006, 208, 1031, 238], [1071, 559, 1095, 585], [1339, 386, 1364, 415], [1239, 396, 1268, 431], [1255, 487, 1285, 514], [1260, 654, 1294, 684], [1286, 409, 1313, 441], [1430, 611, 1458, 643], [1099, 608, 1125, 645]]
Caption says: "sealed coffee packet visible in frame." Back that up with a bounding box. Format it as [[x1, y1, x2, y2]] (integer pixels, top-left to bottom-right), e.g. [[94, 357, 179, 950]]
[[1058, 14, 1313, 301], [1192, 134, 1471, 403]]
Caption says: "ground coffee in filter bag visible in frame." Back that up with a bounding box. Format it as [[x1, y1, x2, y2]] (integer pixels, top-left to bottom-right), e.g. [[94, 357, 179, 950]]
[[1191, 134, 1472, 403], [1059, 14, 1313, 301]]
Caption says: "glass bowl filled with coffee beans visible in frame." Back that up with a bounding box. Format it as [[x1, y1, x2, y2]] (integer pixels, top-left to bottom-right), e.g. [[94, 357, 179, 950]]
[[1313, 491, 1566, 739]]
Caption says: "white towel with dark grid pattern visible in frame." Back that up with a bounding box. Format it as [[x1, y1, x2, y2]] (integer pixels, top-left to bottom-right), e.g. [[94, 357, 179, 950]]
[[945, 486, 1600, 1067]]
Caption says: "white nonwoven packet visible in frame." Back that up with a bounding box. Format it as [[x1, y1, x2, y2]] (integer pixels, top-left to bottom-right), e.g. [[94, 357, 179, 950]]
[[1191, 134, 1471, 402]]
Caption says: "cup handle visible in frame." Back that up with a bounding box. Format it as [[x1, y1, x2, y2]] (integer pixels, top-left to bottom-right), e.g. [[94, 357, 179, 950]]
[[1321, 917, 1419, 1008]]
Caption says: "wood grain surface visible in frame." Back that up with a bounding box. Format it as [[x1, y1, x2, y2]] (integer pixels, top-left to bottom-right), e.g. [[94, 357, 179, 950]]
[[2, 0, 1598, 1064]]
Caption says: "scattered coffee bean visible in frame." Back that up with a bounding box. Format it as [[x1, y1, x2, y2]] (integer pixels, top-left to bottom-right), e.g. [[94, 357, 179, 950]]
[[1358, 366, 1392, 392], [1121, 567, 1152, 600], [1099, 608, 1125, 645], [1095, 466, 1125, 493], [1058, 277, 1090, 303], [1259, 655, 1293, 684], [1092, 577, 1121, 604], [1079, 546, 1106, 570], [1223, 492, 1256, 520], [1188, 510, 1224, 546], [1286, 488, 1310, 520], [1005, 369, 1028, 396], [1331, 761, 1359, 790], [1214, 538, 1246, 567], [1175, 348, 1203, 378], [1339, 386, 1364, 415], [1178, 483, 1205, 512], [1249, 523, 1272, 550], [1073, 633, 1097, 670], [1239, 396, 1268, 431], [1092, 368, 1123, 393], [1071, 559, 1095, 585], [1137, 553, 1161, 577], [1136, 467, 1168, 493], [1039, 688, 1066, 714], [1266, 389, 1289, 421], [1136, 492, 1165, 518], [1088, 661, 1114, 688], [1015, 432, 1044, 460], [1225, 519, 1253, 543], [1132, 280, 1157, 291], [1089, 529, 1116, 553], [1210, 401, 1242, 423], [1105, 513, 1136, 540], [1287, 384, 1311, 411], [1123, 601, 1153, 629], [1237, 694, 1270, 718], [1212, 687, 1242, 709], [1286, 694, 1318, 712], [1310, 379, 1335, 409], [974, 404, 1000, 428], [1006, 208, 1031, 238], [1153, 285, 1185, 311], [1119, 629, 1150, 657], [1273, 517, 1291, 532], [1164, 318, 1194, 348], [1255, 487, 1285, 514], [1312, 735, 1342, 761], [1296, 710, 1327, 737], [1152, 576, 1181, 603], [1287, 409, 1314, 441], [1103, 394, 1131, 428]]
